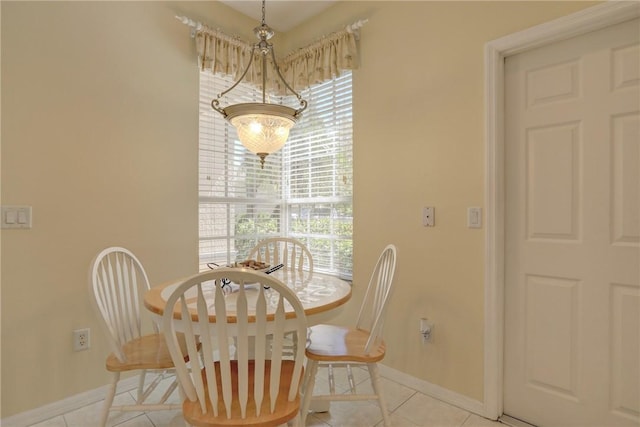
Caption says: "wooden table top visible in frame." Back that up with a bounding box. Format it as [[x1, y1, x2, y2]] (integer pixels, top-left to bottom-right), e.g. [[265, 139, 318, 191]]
[[144, 269, 352, 324]]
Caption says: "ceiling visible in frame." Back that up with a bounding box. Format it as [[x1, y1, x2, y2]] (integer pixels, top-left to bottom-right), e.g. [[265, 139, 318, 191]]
[[219, 1, 336, 32]]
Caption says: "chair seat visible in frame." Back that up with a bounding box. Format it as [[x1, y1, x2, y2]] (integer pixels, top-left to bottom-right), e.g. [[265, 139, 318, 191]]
[[182, 360, 302, 427], [106, 333, 188, 372], [305, 324, 386, 363]]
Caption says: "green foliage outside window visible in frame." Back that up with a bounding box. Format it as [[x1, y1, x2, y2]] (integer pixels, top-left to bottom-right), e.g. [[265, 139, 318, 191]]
[[234, 213, 279, 261], [234, 214, 353, 273]]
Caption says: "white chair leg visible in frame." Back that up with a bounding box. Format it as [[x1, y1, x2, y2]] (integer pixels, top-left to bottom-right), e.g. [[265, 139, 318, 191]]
[[346, 364, 356, 393], [136, 369, 147, 403], [291, 332, 298, 358], [289, 412, 301, 427], [100, 371, 119, 427], [367, 363, 390, 427], [328, 363, 336, 394], [300, 359, 319, 426], [300, 359, 313, 398], [177, 380, 186, 402]]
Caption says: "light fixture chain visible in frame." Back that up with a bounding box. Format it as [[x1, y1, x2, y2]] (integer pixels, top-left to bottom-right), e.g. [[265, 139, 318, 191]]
[[262, 49, 267, 103], [261, 0, 266, 26]]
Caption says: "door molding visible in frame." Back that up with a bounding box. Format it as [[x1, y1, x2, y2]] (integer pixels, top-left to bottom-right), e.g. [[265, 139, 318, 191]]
[[483, 1, 640, 419]]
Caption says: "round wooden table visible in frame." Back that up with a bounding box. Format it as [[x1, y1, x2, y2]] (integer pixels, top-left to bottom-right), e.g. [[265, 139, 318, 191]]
[[144, 268, 352, 326]]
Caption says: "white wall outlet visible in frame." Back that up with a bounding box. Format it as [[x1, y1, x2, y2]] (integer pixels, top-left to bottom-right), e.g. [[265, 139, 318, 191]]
[[420, 318, 434, 342], [422, 206, 435, 227], [73, 328, 90, 351]]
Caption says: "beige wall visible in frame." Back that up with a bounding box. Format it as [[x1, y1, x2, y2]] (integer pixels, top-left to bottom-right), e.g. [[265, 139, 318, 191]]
[[0, 0, 256, 417], [283, 0, 597, 401], [0, 0, 596, 418]]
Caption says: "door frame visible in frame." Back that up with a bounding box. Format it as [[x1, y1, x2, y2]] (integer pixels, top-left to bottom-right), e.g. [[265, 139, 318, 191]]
[[483, 1, 640, 420]]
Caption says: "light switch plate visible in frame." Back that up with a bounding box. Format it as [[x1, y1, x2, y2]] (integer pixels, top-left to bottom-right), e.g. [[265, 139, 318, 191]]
[[467, 207, 482, 228], [1, 206, 32, 229]]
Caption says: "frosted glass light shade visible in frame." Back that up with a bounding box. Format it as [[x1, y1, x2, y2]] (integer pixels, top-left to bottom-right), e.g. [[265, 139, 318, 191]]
[[230, 114, 294, 153], [224, 103, 298, 167]]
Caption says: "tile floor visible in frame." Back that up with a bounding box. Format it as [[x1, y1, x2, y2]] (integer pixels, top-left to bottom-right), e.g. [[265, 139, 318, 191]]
[[26, 367, 503, 427]]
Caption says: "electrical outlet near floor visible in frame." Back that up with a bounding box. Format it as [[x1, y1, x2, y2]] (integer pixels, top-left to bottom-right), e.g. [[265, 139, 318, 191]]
[[73, 328, 90, 351]]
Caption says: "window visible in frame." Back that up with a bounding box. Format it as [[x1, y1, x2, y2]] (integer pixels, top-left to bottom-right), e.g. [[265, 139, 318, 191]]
[[198, 70, 353, 277]]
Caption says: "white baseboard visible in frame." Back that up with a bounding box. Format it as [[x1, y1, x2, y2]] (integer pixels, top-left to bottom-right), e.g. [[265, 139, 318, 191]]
[[1, 376, 139, 427], [3, 366, 486, 427], [378, 363, 486, 417]]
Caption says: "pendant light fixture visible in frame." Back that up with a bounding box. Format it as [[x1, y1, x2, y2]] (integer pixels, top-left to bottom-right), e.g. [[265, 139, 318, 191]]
[[211, 0, 307, 168]]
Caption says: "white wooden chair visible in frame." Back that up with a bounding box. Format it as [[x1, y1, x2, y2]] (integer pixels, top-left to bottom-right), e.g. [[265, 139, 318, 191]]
[[249, 237, 314, 359], [300, 244, 397, 427], [163, 268, 308, 427], [89, 247, 187, 427], [248, 237, 314, 273]]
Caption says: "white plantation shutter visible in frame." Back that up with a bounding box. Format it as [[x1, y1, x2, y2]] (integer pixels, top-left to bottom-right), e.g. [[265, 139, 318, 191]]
[[199, 70, 353, 276]]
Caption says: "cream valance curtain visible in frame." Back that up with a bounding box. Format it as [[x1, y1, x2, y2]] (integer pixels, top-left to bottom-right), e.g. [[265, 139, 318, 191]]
[[194, 22, 362, 95]]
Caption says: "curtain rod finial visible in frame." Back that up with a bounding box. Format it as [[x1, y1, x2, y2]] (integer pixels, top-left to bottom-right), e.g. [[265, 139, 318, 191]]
[[346, 19, 368, 33]]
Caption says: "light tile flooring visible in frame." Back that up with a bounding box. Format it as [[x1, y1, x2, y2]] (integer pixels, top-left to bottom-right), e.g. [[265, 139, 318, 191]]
[[27, 367, 503, 427]]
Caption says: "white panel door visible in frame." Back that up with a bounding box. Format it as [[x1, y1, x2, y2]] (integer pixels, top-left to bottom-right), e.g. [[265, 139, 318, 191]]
[[504, 17, 640, 427]]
